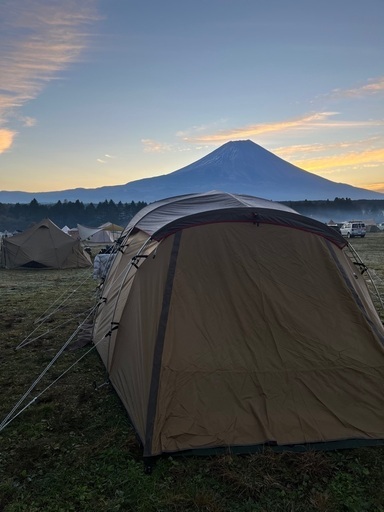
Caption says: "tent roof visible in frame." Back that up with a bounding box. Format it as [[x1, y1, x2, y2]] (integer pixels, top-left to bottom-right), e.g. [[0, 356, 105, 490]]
[[99, 222, 124, 231], [124, 191, 347, 247], [77, 222, 123, 242], [9, 218, 74, 246], [77, 224, 113, 242]]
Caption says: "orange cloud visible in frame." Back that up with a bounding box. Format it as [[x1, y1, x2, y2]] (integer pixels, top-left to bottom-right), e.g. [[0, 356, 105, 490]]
[[274, 141, 357, 159], [330, 77, 384, 99], [0, 129, 17, 153], [293, 148, 384, 172], [273, 138, 383, 161], [362, 182, 384, 192], [181, 112, 382, 144]]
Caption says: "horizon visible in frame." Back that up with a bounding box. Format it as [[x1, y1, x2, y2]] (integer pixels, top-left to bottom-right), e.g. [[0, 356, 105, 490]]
[[1, 0, 383, 194]]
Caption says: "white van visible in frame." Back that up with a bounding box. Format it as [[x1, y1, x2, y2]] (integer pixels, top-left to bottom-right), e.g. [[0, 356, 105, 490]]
[[340, 221, 366, 238]]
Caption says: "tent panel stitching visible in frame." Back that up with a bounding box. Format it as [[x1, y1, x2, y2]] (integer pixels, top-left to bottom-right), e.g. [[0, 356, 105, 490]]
[[144, 231, 182, 456]]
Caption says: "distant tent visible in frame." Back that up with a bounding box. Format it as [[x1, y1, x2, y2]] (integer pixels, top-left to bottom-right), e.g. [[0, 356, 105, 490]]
[[92, 191, 384, 458], [363, 219, 380, 233], [99, 222, 124, 233], [0, 230, 13, 238], [1, 218, 92, 269], [77, 222, 123, 245], [62, 225, 79, 239]]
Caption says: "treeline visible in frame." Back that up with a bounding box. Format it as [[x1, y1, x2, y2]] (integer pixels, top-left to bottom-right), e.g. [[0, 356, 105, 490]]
[[0, 199, 148, 231], [1, 197, 384, 232], [282, 197, 384, 223]]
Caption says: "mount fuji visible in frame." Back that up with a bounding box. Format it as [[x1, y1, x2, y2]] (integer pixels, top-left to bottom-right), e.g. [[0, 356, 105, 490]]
[[1, 140, 383, 203]]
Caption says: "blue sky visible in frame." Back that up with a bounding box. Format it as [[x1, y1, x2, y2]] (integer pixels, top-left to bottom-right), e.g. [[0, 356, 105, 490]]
[[1, 0, 383, 193]]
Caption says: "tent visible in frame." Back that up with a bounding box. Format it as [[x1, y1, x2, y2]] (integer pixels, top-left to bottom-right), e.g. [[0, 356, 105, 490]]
[[62, 225, 80, 239], [77, 222, 124, 245], [61, 225, 71, 234], [1, 218, 92, 269], [92, 191, 384, 458], [99, 221, 124, 233]]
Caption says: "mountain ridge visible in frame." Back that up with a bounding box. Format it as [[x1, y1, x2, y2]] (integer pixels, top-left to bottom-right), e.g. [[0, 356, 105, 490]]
[[1, 140, 383, 203]]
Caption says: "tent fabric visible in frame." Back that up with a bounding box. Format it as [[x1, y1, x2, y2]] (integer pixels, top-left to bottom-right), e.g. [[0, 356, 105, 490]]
[[121, 190, 346, 247], [77, 224, 115, 244], [1, 218, 92, 269], [78, 222, 123, 245], [92, 191, 384, 457], [99, 222, 124, 232], [122, 190, 299, 237]]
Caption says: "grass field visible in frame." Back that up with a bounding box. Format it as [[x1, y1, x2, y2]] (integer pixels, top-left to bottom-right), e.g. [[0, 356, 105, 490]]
[[1, 234, 384, 512]]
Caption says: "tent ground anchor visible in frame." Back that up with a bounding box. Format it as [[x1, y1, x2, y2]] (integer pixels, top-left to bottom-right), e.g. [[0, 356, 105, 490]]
[[93, 380, 110, 390]]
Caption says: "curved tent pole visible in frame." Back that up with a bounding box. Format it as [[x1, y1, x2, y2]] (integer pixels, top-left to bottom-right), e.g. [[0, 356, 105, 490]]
[[93, 227, 135, 286], [97, 236, 153, 371]]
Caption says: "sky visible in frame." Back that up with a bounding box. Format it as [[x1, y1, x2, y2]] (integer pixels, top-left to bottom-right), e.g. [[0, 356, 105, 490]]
[[1, 0, 384, 194]]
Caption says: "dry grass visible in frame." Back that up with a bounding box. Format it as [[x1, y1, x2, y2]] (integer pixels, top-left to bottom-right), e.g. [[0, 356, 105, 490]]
[[346, 232, 384, 320], [1, 234, 384, 511]]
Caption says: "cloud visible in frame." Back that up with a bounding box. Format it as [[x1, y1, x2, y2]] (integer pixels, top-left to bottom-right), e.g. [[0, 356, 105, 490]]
[[176, 119, 229, 139], [178, 77, 384, 147], [96, 153, 117, 163], [363, 182, 384, 193], [0, 0, 99, 152], [141, 139, 173, 152], [0, 129, 17, 152], [273, 138, 380, 159], [141, 139, 209, 154], [329, 77, 384, 99], [22, 117, 37, 128], [293, 148, 384, 172], [253, 139, 384, 186], [180, 112, 382, 144]]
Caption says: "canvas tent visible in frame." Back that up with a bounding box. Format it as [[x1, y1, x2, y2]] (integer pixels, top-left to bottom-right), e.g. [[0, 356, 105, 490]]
[[92, 191, 384, 458], [1, 218, 92, 269], [77, 222, 123, 245]]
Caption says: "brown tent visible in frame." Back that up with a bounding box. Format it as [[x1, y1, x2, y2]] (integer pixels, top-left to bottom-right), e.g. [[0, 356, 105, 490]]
[[92, 191, 384, 458], [1, 218, 92, 269]]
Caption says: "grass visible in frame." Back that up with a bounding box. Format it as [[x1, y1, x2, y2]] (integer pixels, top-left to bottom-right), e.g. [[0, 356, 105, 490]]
[[345, 233, 384, 320], [1, 234, 384, 511]]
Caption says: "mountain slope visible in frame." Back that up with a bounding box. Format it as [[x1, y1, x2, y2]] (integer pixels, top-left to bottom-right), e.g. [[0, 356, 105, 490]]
[[1, 140, 383, 203]]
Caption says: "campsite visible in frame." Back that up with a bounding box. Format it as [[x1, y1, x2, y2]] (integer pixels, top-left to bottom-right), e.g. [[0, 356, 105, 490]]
[[1, 226, 384, 510]]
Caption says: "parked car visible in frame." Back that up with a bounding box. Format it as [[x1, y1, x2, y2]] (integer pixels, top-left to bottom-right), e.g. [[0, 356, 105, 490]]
[[340, 221, 366, 238]]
